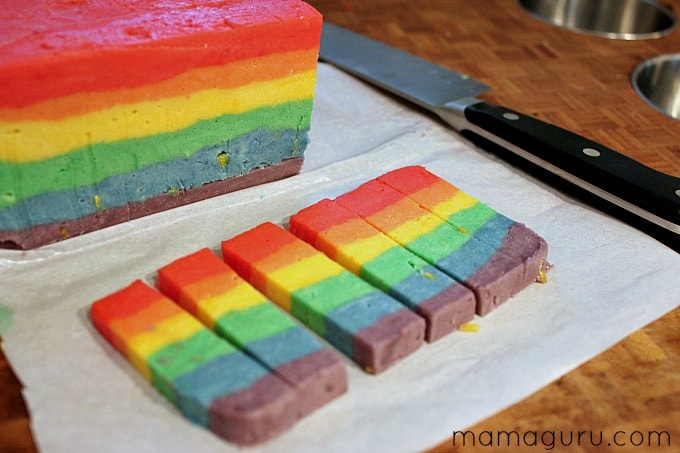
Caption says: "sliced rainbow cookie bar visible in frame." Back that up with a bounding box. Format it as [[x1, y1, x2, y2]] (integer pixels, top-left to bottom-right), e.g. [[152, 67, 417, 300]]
[[289, 198, 475, 342], [335, 180, 528, 316], [0, 0, 322, 249], [156, 248, 347, 417], [89, 280, 300, 445], [221, 222, 425, 374], [377, 166, 548, 288]]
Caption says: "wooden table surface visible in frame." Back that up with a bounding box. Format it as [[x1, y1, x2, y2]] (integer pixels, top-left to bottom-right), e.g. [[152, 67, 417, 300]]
[[1, 1, 679, 451]]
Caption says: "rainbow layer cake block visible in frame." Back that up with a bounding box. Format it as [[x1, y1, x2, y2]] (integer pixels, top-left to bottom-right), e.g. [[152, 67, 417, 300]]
[[0, 0, 322, 249], [156, 248, 347, 417], [90, 280, 303, 446], [289, 198, 475, 342], [335, 179, 540, 316], [377, 166, 549, 289], [221, 222, 426, 374]]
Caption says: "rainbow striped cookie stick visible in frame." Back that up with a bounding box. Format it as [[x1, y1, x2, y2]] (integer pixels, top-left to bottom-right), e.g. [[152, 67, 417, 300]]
[[89, 280, 299, 446], [156, 248, 347, 418], [221, 222, 425, 374], [335, 179, 528, 316], [289, 198, 475, 342], [376, 166, 548, 288]]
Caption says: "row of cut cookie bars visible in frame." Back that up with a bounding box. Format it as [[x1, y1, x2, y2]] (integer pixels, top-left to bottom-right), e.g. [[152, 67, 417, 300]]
[[89, 165, 549, 445]]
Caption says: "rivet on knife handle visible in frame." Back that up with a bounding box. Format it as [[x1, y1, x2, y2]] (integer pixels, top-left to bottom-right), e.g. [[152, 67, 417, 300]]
[[437, 100, 680, 235]]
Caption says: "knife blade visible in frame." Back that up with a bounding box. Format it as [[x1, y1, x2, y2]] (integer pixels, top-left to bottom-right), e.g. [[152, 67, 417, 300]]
[[319, 22, 680, 250]]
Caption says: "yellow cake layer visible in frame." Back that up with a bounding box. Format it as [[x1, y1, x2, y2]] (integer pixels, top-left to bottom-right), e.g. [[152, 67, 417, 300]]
[[336, 234, 396, 274], [198, 283, 269, 330], [431, 190, 480, 218], [1, 70, 316, 163], [266, 254, 345, 311], [388, 214, 445, 244], [124, 312, 204, 380]]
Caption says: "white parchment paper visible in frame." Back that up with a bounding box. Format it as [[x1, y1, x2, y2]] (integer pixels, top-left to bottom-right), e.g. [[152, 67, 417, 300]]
[[1, 64, 678, 453]]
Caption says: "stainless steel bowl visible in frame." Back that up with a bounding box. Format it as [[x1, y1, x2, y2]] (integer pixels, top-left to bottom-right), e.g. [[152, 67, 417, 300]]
[[632, 54, 680, 120], [518, 0, 676, 39]]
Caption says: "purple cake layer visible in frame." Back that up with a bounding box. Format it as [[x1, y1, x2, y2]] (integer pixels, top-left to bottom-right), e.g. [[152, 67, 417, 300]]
[[353, 309, 425, 374], [418, 283, 477, 342], [275, 349, 348, 417], [498, 223, 549, 290], [209, 373, 298, 446]]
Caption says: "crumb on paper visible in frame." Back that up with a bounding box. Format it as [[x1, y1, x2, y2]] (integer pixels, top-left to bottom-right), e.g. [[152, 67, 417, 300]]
[[536, 260, 553, 284], [460, 322, 480, 333]]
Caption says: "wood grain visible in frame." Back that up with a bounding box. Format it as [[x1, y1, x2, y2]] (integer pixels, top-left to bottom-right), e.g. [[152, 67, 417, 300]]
[[1, 1, 678, 451], [310, 0, 680, 177], [0, 341, 37, 452]]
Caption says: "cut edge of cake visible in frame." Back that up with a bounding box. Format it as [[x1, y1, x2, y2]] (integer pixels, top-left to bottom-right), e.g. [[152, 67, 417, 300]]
[[0, 0, 322, 250]]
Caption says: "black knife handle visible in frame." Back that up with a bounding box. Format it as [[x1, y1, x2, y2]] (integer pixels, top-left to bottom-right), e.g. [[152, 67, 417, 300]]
[[463, 101, 680, 233]]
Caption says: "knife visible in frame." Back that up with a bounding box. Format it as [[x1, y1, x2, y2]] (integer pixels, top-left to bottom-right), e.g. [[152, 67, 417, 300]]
[[319, 22, 680, 251]]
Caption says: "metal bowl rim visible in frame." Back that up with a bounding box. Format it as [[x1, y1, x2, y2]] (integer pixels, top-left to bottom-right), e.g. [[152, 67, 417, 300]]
[[631, 53, 680, 120], [517, 0, 677, 40]]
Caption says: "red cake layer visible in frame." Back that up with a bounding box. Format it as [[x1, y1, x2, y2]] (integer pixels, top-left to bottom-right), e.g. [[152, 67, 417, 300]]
[[0, 0, 323, 107]]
